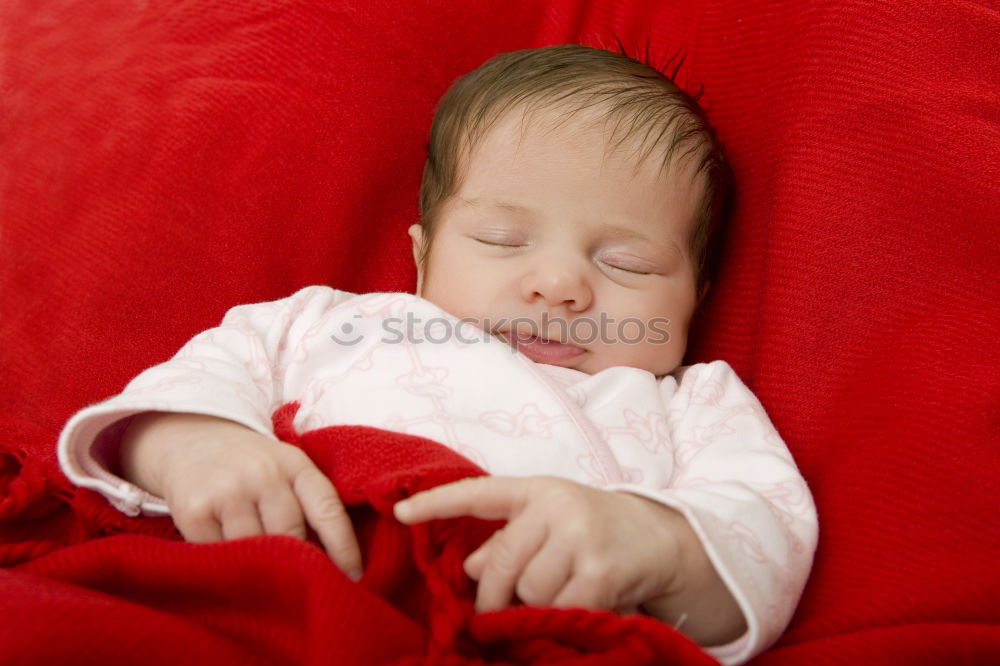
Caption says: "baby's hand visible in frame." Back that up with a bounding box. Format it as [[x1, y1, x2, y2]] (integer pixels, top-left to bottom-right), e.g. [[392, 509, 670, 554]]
[[121, 412, 363, 580], [393, 476, 686, 614]]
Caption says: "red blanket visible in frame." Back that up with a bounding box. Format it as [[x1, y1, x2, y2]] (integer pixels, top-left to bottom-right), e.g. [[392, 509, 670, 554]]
[[4, 403, 715, 664], [1, 0, 998, 664]]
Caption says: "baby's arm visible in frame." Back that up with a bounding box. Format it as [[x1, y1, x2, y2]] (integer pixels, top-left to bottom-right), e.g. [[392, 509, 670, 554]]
[[607, 360, 819, 662], [396, 361, 817, 664], [58, 286, 363, 574]]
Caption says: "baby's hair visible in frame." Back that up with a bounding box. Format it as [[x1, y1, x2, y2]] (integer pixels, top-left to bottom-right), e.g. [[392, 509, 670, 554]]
[[418, 43, 731, 291]]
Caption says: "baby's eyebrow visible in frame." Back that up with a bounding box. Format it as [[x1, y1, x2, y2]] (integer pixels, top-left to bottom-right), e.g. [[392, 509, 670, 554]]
[[458, 197, 530, 215], [599, 224, 683, 258], [599, 224, 654, 244]]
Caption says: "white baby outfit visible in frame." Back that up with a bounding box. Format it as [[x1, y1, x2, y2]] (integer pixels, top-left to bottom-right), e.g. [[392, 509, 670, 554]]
[[58, 286, 817, 665]]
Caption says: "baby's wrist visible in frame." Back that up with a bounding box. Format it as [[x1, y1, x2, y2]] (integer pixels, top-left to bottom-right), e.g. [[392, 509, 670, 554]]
[[639, 511, 746, 646], [627, 496, 693, 595], [119, 411, 176, 495], [119, 411, 212, 495]]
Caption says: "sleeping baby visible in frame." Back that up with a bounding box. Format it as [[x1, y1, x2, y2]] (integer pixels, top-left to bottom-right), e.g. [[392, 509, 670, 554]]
[[58, 44, 817, 665]]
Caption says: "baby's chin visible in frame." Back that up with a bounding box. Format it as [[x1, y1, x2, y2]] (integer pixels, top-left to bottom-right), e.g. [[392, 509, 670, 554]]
[[564, 348, 684, 378]]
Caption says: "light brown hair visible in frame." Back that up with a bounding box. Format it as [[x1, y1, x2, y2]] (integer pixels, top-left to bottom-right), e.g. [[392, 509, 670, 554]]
[[418, 44, 730, 290]]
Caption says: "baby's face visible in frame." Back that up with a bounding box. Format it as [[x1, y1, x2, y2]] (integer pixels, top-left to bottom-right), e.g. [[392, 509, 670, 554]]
[[410, 106, 704, 376]]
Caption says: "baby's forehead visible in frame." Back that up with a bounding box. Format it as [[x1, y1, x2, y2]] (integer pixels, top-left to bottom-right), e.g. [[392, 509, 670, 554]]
[[464, 101, 706, 186], [454, 108, 705, 235]]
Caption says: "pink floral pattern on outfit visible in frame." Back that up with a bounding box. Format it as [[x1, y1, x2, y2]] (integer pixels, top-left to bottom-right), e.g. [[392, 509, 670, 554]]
[[58, 286, 818, 666]]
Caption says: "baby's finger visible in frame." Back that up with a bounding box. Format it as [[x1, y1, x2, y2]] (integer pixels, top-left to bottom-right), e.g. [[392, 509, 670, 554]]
[[512, 539, 573, 608], [176, 510, 224, 544], [258, 483, 308, 540], [293, 465, 363, 580], [464, 530, 501, 580], [218, 501, 265, 541], [395, 476, 528, 524], [474, 517, 547, 613], [550, 565, 620, 611]]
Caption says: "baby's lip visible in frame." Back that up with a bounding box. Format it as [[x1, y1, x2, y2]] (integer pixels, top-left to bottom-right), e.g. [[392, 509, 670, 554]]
[[493, 329, 586, 365], [493, 328, 572, 345]]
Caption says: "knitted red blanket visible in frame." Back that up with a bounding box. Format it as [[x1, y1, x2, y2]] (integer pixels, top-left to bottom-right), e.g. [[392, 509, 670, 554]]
[[2, 403, 716, 665]]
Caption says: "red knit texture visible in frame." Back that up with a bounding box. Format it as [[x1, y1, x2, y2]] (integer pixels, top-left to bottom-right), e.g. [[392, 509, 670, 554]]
[[1, 0, 998, 664]]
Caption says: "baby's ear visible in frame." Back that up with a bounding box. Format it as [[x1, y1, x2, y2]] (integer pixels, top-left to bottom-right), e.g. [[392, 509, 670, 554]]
[[698, 280, 711, 305], [408, 223, 425, 294]]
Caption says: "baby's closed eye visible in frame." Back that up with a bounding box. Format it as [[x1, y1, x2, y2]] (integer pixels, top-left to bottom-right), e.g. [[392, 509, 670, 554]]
[[473, 236, 526, 248], [598, 253, 658, 275]]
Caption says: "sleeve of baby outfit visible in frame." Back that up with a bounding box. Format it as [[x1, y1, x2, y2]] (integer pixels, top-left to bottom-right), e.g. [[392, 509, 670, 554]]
[[605, 360, 818, 666], [56, 285, 357, 517]]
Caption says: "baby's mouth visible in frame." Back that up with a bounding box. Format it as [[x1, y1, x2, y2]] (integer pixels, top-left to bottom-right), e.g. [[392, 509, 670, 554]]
[[495, 329, 586, 365]]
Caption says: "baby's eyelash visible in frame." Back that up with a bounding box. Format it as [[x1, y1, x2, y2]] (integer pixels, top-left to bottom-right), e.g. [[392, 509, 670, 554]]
[[603, 261, 651, 276], [474, 238, 524, 248], [472, 237, 651, 274]]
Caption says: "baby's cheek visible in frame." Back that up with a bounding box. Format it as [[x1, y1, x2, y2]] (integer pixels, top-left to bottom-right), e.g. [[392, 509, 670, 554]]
[[623, 324, 687, 376]]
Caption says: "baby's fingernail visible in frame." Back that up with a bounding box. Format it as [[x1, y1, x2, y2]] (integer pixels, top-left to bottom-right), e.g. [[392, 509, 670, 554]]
[[394, 500, 412, 520], [347, 568, 363, 582]]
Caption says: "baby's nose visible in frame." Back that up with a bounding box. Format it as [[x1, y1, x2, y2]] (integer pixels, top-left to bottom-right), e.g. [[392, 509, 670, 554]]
[[520, 264, 592, 312]]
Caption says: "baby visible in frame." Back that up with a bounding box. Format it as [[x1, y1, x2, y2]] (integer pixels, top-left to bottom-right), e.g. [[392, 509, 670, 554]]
[[58, 45, 817, 664]]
